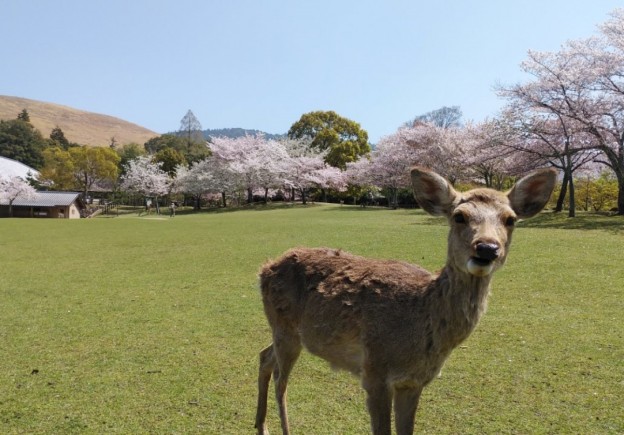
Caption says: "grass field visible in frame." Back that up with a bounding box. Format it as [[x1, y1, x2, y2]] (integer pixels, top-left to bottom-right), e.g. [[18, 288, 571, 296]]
[[0, 204, 622, 434]]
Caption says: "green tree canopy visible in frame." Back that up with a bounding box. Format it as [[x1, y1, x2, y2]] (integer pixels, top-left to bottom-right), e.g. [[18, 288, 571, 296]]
[[17, 109, 30, 122], [40, 145, 120, 197], [0, 119, 46, 169], [145, 134, 186, 154], [116, 143, 146, 174], [287, 110, 370, 169], [40, 147, 75, 189], [47, 125, 78, 150], [144, 133, 208, 164], [154, 147, 186, 177]]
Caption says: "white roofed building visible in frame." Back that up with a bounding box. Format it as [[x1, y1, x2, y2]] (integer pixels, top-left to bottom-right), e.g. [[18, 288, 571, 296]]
[[0, 156, 40, 180]]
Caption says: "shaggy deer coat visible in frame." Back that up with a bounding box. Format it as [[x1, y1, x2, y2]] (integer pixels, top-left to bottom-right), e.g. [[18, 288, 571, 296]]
[[255, 167, 557, 435]]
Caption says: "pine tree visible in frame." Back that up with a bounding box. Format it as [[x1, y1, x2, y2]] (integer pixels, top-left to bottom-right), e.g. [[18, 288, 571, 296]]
[[17, 109, 31, 122]]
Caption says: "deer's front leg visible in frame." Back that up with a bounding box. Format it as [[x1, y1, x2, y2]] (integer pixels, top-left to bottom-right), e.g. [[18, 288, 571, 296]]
[[393, 386, 422, 435], [363, 373, 392, 435]]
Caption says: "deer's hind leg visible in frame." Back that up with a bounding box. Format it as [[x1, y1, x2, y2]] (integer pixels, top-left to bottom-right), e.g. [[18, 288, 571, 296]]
[[255, 345, 276, 434], [273, 330, 302, 435]]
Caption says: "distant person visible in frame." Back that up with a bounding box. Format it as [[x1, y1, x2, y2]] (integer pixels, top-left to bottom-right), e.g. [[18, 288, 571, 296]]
[[169, 202, 176, 217]]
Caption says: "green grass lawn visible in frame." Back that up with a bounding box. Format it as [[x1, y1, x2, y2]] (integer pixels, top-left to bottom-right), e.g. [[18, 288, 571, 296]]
[[0, 204, 622, 434]]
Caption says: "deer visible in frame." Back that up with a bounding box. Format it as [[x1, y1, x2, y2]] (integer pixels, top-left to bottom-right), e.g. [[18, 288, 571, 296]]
[[254, 166, 557, 435]]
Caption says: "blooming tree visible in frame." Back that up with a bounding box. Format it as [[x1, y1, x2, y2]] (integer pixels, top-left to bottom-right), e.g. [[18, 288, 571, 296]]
[[120, 156, 170, 211], [313, 165, 347, 201], [0, 175, 38, 216], [282, 154, 326, 205], [279, 137, 346, 204], [175, 157, 238, 208], [209, 134, 288, 203], [498, 9, 624, 214], [367, 134, 420, 207]]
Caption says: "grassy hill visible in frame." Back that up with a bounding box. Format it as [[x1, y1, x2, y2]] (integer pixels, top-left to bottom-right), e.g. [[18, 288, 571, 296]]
[[0, 95, 158, 147]]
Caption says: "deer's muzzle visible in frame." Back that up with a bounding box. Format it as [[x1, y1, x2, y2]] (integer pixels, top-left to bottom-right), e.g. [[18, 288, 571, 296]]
[[474, 242, 500, 262]]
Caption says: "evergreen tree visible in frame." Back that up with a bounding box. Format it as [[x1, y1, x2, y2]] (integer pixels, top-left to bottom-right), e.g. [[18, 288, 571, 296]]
[[17, 109, 31, 122], [49, 126, 70, 149], [0, 119, 46, 168], [178, 110, 205, 159]]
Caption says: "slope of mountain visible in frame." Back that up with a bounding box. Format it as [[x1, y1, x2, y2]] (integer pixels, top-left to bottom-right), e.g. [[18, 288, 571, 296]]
[[0, 95, 158, 146]]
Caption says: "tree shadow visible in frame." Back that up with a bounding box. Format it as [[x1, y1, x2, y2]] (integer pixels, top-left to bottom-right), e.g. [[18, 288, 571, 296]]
[[405, 210, 624, 233], [517, 211, 623, 233], [325, 205, 417, 215], [176, 202, 323, 215]]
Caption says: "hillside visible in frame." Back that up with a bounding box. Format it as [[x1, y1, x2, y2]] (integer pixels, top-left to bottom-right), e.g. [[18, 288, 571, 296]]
[[0, 95, 158, 146]]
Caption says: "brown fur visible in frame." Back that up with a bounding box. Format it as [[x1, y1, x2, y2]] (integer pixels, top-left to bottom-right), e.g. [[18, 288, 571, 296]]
[[255, 167, 557, 435]]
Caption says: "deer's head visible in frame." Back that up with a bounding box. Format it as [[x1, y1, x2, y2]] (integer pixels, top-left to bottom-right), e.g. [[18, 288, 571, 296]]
[[411, 168, 557, 277]]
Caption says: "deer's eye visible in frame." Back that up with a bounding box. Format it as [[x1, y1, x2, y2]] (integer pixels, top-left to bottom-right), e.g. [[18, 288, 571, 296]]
[[453, 213, 467, 224], [504, 216, 516, 227]]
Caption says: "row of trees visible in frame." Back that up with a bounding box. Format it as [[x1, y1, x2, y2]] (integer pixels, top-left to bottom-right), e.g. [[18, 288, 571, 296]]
[[2, 103, 621, 215], [120, 134, 347, 208], [4, 9, 624, 216], [495, 8, 624, 216], [119, 7, 624, 216], [346, 8, 624, 216]]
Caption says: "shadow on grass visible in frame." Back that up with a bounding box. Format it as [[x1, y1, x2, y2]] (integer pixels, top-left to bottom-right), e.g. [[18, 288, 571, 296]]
[[389, 209, 624, 233], [175, 202, 324, 215], [517, 211, 623, 233], [324, 205, 418, 215]]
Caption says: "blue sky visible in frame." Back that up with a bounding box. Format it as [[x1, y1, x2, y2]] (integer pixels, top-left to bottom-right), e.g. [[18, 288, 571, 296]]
[[2, 1, 622, 143]]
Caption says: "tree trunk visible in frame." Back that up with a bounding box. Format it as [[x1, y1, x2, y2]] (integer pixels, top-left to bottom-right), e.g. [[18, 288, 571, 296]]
[[300, 188, 307, 205], [484, 171, 493, 188], [264, 188, 269, 203], [568, 176, 576, 218], [617, 175, 624, 215], [221, 191, 227, 208], [555, 171, 569, 213], [247, 187, 253, 204]]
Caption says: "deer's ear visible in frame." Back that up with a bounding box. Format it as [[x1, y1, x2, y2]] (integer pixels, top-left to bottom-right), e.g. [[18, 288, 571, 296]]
[[507, 169, 557, 219], [411, 167, 458, 217]]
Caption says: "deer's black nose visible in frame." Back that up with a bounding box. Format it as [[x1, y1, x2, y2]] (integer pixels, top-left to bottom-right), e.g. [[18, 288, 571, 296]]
[[475, 243, 500, 261]]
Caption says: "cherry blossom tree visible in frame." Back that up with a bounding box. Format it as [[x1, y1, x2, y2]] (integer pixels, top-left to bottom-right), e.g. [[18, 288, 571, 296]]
[[282, 154, 326, 205], [345, 123, 469, 207], [278, 137, 347, 204], [175, 157, 237, 208], [498, 9, 624, 214], [396, 122, 467, 184], [209, 134, 288, 203], [313, 165, 347, 202], [0, 175, 38, 217], [461, 119, 551, 189], [120, 156, 170, 212], [366, 133, 420, 208]]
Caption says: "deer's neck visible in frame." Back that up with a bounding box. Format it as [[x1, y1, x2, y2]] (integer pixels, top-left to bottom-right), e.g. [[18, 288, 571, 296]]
[[433, 264, 493, 348]]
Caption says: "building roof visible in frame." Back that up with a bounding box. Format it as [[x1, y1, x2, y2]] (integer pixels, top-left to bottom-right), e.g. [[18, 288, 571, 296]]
[[10, 191, 84, 207], [0, 156, 40, 180]]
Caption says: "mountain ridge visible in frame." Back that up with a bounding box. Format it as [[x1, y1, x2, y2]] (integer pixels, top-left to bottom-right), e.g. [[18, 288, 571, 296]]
[[0, 95, 159, 147], [201, 128, 285, 141], [1, 96, 283, 146]]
